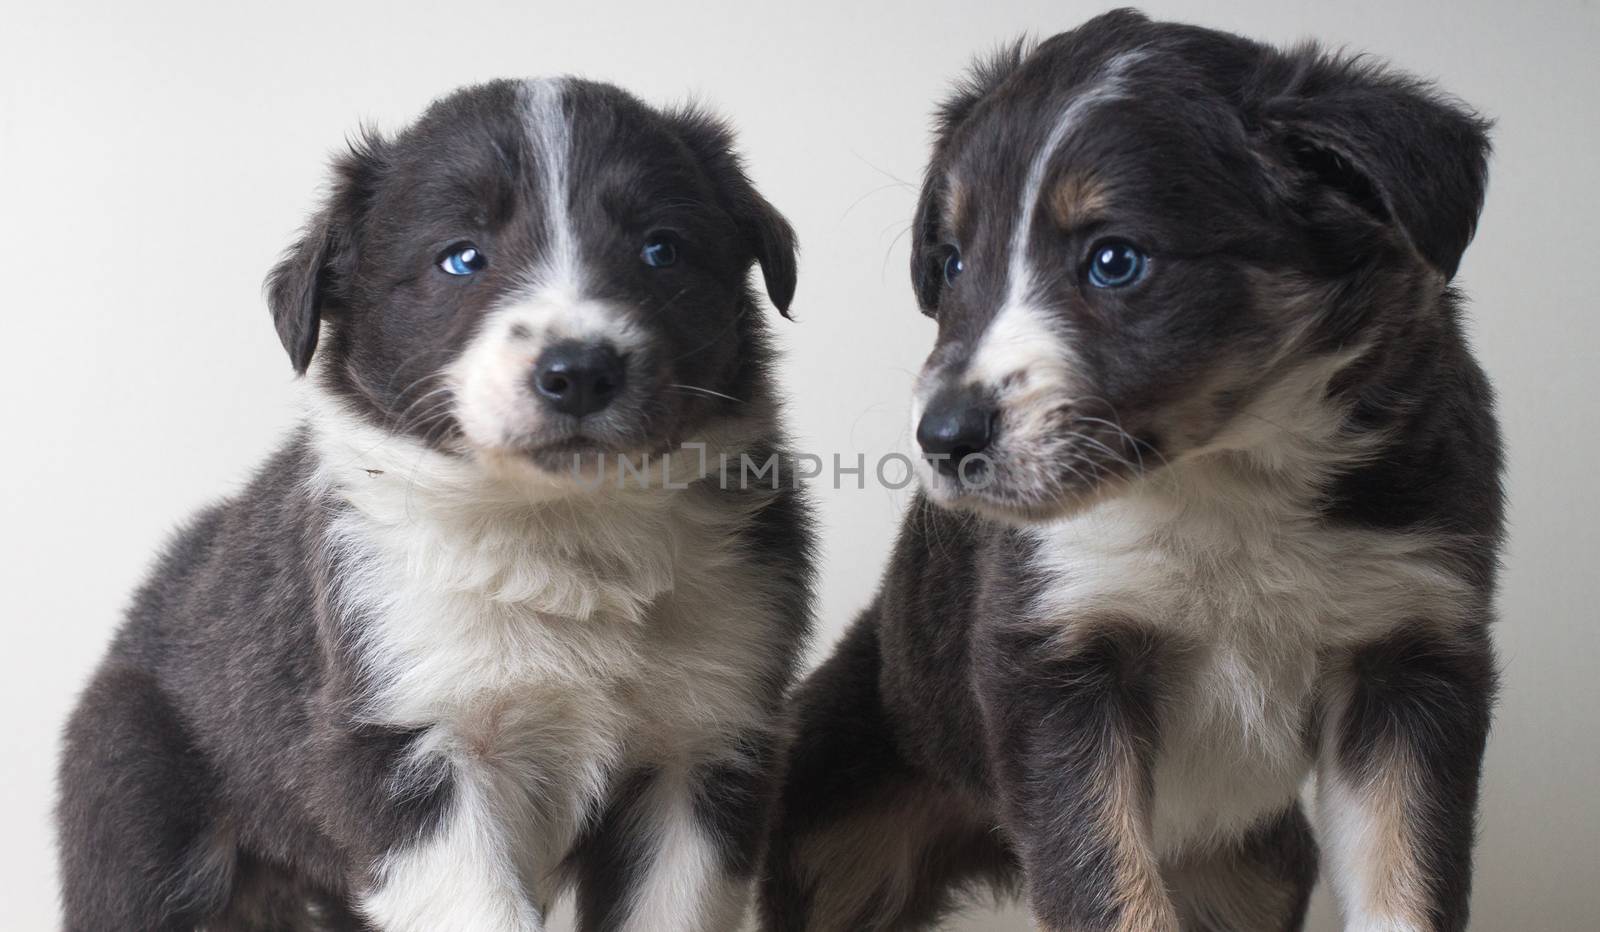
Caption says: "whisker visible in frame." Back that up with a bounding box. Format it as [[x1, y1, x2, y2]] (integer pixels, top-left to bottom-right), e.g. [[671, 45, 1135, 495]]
[[665, 304, 748, 364], [649, 286, 691, 317], [881, 223, 914, 281], [1067, 430, 1142, 477], [667, 383, 744, 404], [840, 181, 917, 223], [1072, 414, 1167, 471], [848, 149, 918, 190], [388, 386, 455, 435]]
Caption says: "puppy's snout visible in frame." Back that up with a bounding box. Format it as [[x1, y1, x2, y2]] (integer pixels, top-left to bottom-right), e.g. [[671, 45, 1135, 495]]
[[917, 388, 997, 477], [531, 340, 627, 418]]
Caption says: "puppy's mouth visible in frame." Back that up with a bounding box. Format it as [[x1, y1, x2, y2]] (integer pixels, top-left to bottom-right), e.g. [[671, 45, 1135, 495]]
[[452, 371, 665, 474], [917, 409, 1160, 524], [513, 432, 637, 473], [477, 400, 723, 482]]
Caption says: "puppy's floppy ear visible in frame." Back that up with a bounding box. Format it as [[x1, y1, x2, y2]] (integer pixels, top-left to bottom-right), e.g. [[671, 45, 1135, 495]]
[[1256, 48, 1491, 279], [668, 107, 799, 318], [266, 218, 333, 376], [264, 131, 387, 374], [737, 188, 799, 318]]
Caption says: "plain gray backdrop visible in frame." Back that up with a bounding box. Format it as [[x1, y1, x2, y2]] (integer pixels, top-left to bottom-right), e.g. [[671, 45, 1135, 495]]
[[3, 0, 1596, 927]]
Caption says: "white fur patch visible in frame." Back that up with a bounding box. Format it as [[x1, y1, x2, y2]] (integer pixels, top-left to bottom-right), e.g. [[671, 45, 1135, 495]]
[[1000, 50, 1142, 310], [362, 771, 545, 932], [1024, 362, 1472, 858], [609, 768, 749, 932], [523, 78, 578, 291], [913, 301, 1084, 497], [449, 287, 648, 454], [965, 298, 1081, 401], [1316, 767, 1427, 932], [305, 387, 784, 923]]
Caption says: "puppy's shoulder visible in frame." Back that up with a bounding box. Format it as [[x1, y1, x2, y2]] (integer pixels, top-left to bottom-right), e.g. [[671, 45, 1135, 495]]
[[121, 428, 322, 632]]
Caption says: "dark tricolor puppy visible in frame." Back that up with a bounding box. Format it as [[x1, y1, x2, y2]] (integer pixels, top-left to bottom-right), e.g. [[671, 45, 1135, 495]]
[[57, 78, 814, 931], [765, 10, 1500, 932]]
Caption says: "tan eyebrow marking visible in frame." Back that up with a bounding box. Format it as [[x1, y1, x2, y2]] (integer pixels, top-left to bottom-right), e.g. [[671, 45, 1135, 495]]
[[1003, 49, 1144, 309], [1049, 171, 1109, 230], [945, 177, 969, 236]]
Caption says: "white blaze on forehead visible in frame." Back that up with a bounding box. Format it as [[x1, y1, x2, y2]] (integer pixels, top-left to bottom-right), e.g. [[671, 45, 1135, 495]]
[[966, 300, 1077, 395], [445, 79, 656, 452], [966, 52, 1143, 392], [521, 77, 578, 291], [506, 78, 644, 351], [1001, 50, 1142, 310]]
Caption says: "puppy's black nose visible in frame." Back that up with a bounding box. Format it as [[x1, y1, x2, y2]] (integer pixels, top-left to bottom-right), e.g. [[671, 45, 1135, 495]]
[[917, 389, 997, 478], [532, 341, 627, 417]]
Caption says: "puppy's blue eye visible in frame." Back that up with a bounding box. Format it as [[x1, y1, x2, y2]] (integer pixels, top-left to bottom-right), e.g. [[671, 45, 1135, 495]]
[[1086, 240, 1146, 288], [439, 244, 486, 276], [640, 235, 677, 269], [943, 248, 964, 286]]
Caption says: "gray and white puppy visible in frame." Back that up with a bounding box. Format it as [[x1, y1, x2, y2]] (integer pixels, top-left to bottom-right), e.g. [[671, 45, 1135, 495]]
[[56, 78, 814, 932], [765, 10, 1500, 932]]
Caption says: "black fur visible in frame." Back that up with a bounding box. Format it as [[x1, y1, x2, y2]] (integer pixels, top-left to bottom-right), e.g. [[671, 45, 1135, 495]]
[[761, 616, 1016, 932], [1334, 625, 1497, 932], [766, 10, 1501, 932], [57, 443, 422, 931], [567, 767, 661, 931], [1169, 806, 1320, 932], [58, 78, 813, 931], [974, 620, 1173, 929]]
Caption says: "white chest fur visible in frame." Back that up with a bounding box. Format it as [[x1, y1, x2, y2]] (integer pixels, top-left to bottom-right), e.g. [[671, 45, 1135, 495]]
[[307, 401, 782, 902], [1027, 457, 1468, 856]]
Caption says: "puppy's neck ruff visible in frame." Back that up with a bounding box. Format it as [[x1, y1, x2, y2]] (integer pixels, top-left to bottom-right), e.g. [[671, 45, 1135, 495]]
[[303, 384, 752, 624], [1028, 354, 1470, 639], [1139, 357, 1368, 523]]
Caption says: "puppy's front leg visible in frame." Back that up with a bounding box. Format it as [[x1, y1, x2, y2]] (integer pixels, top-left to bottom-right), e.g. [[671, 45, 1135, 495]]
[[976, 622, 1178, 932], [361, 767, 544, 932], [570, 745, 770, 932], [1317, 626, 1494, 932]]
